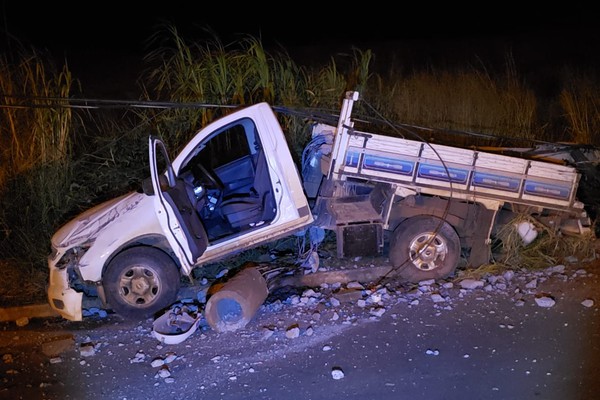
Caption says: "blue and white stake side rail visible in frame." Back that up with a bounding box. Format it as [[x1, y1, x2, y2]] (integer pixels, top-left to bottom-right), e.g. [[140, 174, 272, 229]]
[[331, 128, 583, 212]]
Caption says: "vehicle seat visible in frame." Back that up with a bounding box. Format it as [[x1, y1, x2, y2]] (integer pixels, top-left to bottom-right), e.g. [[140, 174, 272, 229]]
[[219, 150, 276, 228]]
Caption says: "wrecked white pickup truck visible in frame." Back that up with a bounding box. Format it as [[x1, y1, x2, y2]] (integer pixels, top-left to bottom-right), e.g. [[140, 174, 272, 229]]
[[48, 91, 593, 321]]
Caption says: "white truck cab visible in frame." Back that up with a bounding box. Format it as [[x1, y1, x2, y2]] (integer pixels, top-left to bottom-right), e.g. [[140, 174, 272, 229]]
[[48, 102, 313, 321]]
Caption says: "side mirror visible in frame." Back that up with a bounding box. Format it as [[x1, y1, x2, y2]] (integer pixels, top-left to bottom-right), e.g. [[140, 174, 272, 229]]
[[141, 174, 170, 195]]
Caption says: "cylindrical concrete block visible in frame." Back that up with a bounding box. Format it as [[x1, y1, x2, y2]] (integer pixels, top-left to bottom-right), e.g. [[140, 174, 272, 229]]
[[204, 266, 269, 333]]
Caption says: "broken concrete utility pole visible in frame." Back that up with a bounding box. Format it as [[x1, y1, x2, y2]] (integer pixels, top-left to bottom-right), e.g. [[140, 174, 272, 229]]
[[204, 264, 269, 333]]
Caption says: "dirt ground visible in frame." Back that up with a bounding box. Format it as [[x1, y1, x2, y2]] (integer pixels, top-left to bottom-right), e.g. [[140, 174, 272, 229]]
[[1, 252, 599, 400]]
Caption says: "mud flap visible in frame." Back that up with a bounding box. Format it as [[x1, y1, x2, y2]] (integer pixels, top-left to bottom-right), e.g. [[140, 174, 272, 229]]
[[467, 207, 497, 267]]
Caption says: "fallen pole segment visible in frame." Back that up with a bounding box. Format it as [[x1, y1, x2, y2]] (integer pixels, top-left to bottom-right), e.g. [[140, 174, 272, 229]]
[[204, 264, 269, 333]]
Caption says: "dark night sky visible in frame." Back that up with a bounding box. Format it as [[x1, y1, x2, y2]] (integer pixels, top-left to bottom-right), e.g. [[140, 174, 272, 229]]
[[3, 3, 595, 51], [1, 2, 598, 97]]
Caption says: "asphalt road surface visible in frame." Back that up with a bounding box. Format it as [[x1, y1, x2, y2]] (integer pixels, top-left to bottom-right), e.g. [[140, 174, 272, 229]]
[[1, 259, 599, 400]]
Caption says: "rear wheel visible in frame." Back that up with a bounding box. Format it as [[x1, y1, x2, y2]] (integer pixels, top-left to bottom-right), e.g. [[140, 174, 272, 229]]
[[389, 216, 460, 282], [104, 247, 180, 319]]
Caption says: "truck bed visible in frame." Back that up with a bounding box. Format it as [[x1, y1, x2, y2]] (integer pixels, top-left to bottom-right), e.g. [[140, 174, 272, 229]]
[[335, 129, 583, 212]]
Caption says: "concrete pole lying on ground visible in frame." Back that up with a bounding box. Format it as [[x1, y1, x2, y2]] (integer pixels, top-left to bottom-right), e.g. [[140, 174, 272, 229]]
[[204, 264, 269, 333]]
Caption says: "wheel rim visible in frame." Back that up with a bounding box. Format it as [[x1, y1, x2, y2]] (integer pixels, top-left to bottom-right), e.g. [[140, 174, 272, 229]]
[[118, 264, 161, 306], [408, 232, 447, 271]]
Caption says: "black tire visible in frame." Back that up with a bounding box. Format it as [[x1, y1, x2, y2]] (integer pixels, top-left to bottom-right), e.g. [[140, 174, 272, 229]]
[[104, 247, 180, 320], [389, 216, 460, 282]]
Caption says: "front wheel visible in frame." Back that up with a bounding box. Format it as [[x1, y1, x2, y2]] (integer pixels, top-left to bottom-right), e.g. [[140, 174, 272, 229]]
[[389, 216, 460, 283], [104, 247, 180, 320]]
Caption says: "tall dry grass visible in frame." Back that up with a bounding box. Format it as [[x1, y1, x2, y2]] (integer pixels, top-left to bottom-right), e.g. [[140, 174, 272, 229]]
[[0, 51, 76, 187], [0, 47, 80, 279], [560, 73, 600, 145], [385, 55, 538, 144], [141, 26, 376, 154]]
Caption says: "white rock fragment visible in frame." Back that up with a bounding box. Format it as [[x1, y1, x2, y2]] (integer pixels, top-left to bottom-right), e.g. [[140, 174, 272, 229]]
[[285, 326, 300, 339], [534, 296, 556, 308], [548, 265, 566, 274], [460, 279, 484, 290], [151, 358, 165, 368], [346, 281, 364, 290], [357, 299, 367, 308], [79, 344, 96, 357], [130, 351, 146, 363], [331, 367, 345, 380], [261, 328, 275, 340], [503, 270, 515, 281], [164, 353, 177, 364], [430, 294, 446, 303], [581, 299, 595, 308], [322, 345, 332, 352], [425, 349, 440, 356], [369, 307, 386, 317], [331, 312, 340, 321], [156, 367, 171, 378], [164, 377, 175, 384], [329, 297, 340, 307], [368, 292, 382, 304], [419, 279, 435, 286], [49, 357, 63, 364], [525, 279, 538, 289]]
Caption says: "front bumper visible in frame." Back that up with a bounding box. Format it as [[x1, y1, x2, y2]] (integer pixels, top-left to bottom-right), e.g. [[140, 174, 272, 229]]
[[47, 257, 83, 321]]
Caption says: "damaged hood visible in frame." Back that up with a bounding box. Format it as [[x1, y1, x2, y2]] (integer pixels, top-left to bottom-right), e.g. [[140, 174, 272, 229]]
[[52, 191, 145, 249]]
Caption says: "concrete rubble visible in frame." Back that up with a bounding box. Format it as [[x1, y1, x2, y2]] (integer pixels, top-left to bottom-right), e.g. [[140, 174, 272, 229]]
[[0, 258, 597, 391]]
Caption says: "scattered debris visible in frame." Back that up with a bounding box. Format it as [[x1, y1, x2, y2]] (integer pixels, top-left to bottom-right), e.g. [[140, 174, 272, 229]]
[[152, 304, 202, 345], [581, 299, 595, 308], [41, 335, 75, 357], [331, 367, 345, 380], [459, 279, 485, 290], [82, 307, 108, 318], [534, 295, 556, 308], [130, 351, 146, 363], [79, 343, 96, 357], [285, 325, 300, 339]]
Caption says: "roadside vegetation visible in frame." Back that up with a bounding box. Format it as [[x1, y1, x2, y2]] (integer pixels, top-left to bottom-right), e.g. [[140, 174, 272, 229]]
[[1, 25, 599, 305]]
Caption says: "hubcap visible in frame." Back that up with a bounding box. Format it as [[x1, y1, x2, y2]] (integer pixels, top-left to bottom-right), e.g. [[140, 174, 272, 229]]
[[408, 232, 447, 271], [119, 265, 160, 306]]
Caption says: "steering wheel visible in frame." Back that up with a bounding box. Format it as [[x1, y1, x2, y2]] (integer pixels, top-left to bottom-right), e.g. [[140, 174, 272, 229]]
[[195, 163, 224, 190]]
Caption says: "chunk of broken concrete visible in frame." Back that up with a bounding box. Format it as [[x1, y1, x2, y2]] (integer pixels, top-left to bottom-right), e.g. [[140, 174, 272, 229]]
[[41, 335, 75, 357], [459, 279, 484, 290], [534, 295, 556, 308]]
